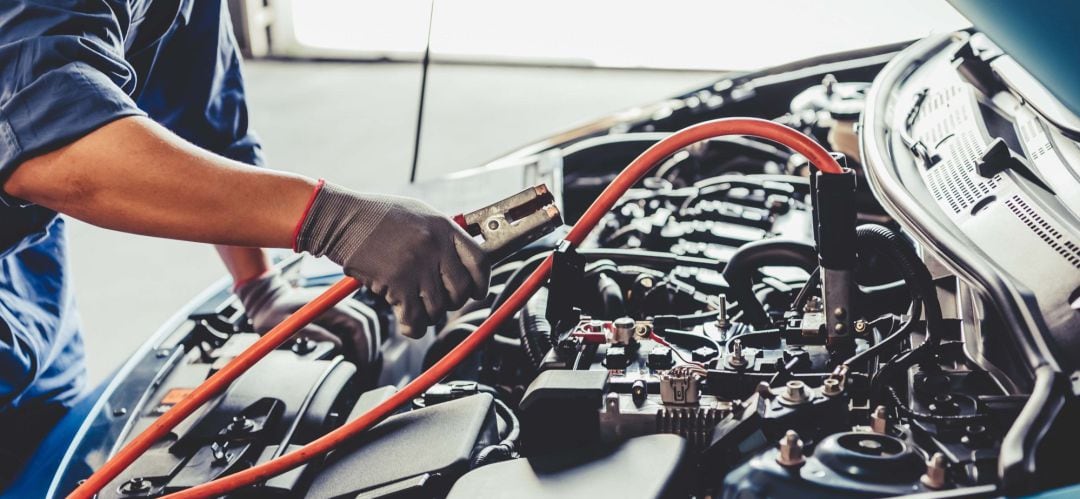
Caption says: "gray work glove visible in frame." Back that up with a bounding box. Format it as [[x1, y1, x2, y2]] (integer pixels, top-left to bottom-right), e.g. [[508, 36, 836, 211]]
[[295, 182, 490, 338], [236, 269, 379, 364]]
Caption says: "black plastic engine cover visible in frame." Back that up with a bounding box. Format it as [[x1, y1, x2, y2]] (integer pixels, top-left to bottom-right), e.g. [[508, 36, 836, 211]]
[[101, 336, 357, 498], [306, 392, 498, 498], [518, 370, 609, 453], [446, 434, 689, 499]]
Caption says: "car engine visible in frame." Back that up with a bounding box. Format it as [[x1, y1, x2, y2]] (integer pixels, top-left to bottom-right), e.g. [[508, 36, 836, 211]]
[[34, 30, 1080, 499]]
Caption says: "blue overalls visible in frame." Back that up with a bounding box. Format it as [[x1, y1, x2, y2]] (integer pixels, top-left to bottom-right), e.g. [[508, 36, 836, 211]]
[[0, 0, 263, 474]]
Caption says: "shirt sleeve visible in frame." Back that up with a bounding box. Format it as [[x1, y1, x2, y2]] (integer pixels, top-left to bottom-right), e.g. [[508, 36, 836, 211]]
[[139, 0, 265, 167], [0, 0, 147, 207]]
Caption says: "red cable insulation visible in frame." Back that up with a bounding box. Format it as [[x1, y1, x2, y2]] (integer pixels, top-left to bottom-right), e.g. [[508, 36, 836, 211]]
[[69, 118, 843, 499]]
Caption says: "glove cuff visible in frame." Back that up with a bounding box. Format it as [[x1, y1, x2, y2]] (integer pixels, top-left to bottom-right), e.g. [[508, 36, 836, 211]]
[[295, 182, 393, 266], [292, 179, 326, 251]]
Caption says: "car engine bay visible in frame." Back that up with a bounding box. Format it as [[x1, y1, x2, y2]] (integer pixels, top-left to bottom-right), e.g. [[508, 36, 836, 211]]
[[37, 30, 1080, 499]]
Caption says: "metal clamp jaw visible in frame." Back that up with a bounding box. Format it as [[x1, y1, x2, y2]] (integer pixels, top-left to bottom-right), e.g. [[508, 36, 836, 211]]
[[810, 153, 858, 359], [454, 184, 562, 262]]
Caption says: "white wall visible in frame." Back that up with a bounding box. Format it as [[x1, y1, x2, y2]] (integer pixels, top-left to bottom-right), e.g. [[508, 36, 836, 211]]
[[280, 0, 968, 70]]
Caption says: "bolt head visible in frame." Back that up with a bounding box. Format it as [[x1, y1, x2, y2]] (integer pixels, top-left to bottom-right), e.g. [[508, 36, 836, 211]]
[[777, 430, 806, 467], [226, 415, 256, 435], [870, 405, 888, 433], [822, 378, 842, 396], [921, 453, 948, 489], [727, 340, 748, 368], [781, 380, 810, 404], [605, 392, 620, 408], [119, 477, 152, 495]]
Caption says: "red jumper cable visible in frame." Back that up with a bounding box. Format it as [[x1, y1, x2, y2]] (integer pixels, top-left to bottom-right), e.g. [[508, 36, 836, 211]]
[[70, 117, 844, 499]]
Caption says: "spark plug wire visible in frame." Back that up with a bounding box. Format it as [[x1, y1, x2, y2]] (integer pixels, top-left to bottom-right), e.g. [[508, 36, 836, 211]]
[[70, 117, 844, 499]]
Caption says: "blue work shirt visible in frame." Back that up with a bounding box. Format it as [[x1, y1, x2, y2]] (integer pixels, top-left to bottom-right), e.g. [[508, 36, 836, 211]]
[[0, 0, 263, 447]]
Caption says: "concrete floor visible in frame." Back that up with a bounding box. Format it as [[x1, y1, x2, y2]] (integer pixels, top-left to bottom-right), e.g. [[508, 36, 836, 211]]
[[71, 60, 719, 384]]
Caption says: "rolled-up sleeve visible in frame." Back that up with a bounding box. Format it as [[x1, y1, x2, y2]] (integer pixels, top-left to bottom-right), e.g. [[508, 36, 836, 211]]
[[0, 1, 147, 206], [140, 0, 264, 167]]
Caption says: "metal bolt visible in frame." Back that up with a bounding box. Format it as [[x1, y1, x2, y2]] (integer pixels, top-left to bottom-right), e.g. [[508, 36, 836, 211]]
[[780, 380, 811, 404], [776, 430, 806, 467], [823, 74, 838, 96], [226, 415, 255, 435], [833, 322, 846, 333], [631, 379, 647, 407], [291, 336, 315, 354], [756, 381, 773, 399], [854, 319, 868, 334], [210, 441, 230, 466], [716, 295, 730, 329], [822, 378, 842, 397], [613, 317, 636, 345], [870, 405, 888, 434], [728, 339, 747, 368], [921, 452, 948, 489], [605, 392, 620, 414], [118, 477, 152, 495], [833, 307, 846, 318]]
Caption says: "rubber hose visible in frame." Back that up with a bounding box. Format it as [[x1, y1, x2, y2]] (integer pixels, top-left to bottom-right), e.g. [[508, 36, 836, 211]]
[[842, 300, 921, 367], [472, 444, 513, 467], [855, 224, 943, 344], [473, 398, 521, 467], [860, 224, 949, 405], [493, 398, 521, 446], [519, 288, 554, 370], [721, 239, 818, 328]]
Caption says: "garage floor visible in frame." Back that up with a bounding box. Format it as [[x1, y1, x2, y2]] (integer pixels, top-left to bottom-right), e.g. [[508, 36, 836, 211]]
[[70, 60, 719, 384]]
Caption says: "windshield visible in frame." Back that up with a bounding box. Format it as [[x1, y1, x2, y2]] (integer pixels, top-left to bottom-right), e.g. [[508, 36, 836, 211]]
[[947, 0, 1080, 117], [273, 0, 969, 70]]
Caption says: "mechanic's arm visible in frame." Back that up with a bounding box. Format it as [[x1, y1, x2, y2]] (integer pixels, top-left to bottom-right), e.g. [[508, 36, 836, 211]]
[[3, 116, 489, 337], [215, 246, 272, 288], [5, 117, 312, 249]]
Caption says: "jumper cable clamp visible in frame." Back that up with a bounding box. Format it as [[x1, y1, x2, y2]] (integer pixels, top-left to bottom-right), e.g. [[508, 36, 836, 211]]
[[453, 184, 562, 261]]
